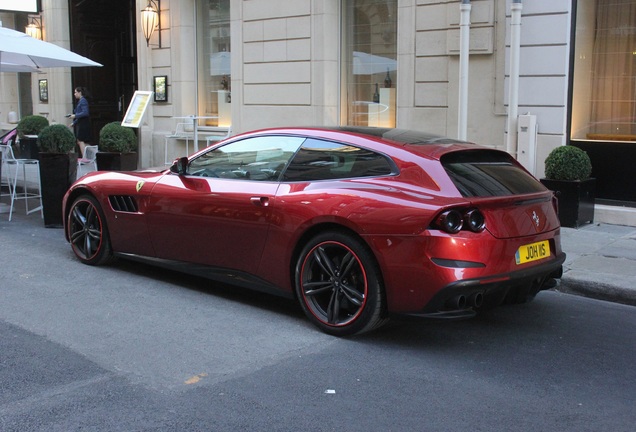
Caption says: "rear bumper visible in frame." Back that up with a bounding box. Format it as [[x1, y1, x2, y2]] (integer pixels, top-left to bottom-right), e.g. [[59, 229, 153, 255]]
[[366, 225, 565, 314], [402, 251, 566, 317]]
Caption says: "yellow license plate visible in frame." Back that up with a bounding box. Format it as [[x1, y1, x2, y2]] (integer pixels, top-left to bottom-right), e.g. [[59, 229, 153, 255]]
[[515, 240, 550, 265]]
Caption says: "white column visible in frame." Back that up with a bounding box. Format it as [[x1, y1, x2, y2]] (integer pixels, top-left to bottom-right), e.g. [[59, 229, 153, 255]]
[[38, 0, 73, 126], [457, 0, 471, 141], [506, 0, 522, 156]]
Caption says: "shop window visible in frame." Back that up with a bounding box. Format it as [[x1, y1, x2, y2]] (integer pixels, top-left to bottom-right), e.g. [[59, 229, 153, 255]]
[[342, 0, 397, 128], [571, 0, 636, 141], [196, 0, 231, 128]]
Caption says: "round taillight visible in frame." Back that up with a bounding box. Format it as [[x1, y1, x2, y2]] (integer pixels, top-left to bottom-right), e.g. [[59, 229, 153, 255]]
[[465, 209, 486, 232], [436, 210, 463, 234]]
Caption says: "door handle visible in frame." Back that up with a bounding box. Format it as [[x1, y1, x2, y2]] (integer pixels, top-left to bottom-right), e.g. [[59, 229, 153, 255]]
[[250, 196, 269, 207]]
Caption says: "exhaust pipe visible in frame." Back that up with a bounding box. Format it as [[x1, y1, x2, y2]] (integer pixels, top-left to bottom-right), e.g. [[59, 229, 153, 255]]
[[468, 292, 484, 308], [550, 265, 563, 279], [446, 295, 467, 310]]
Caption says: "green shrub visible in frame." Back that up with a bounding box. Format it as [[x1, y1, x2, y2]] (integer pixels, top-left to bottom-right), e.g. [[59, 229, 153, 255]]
[[17, 115, 49, 137], [544, 145, 592, 181], [38, 124, 76, 153], [98, 122, 138, 152]]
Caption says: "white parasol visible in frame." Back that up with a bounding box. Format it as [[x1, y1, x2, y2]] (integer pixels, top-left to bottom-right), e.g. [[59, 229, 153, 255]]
[[0, 62, 41, 73], [0, 26, 102, 70]]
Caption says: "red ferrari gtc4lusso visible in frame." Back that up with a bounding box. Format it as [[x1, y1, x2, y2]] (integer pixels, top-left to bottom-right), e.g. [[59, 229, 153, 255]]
[[63, 127, 565, 336]]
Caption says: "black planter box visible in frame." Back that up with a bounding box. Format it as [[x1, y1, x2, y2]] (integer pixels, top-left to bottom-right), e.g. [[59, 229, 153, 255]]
[[39, 152, 78, 228], [96, 152, 138, 171], [19, 136, 40, 160], [540, 178, 595, 228]]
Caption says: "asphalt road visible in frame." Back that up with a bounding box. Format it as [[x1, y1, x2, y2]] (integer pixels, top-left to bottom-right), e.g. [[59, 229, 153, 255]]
[[1, 218, 635, 431]]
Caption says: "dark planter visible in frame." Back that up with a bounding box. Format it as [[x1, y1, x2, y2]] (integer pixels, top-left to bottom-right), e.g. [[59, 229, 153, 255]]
[[19, 136, 40, 160], [39, 152, 79, 228], [540, 178, 595, 228], [95, 152, 138, 171]]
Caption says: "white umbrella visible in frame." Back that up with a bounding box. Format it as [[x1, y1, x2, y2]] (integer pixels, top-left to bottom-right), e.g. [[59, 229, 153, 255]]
[[0, 26, 102, 70], [0, 62, 41, 73], [352, 51, 396, 75]]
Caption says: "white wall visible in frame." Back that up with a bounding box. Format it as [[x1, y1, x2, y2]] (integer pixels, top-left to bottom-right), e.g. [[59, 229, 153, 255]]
[[406, 0, 507, 147], [141, 0, 575, 173], [238, 0, 340, 131], [503, 0, 573, 177]]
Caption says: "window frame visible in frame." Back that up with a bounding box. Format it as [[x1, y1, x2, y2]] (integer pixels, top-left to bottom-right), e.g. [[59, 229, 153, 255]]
[[283, 138, 397, 182], [187, 136, 306, 182]]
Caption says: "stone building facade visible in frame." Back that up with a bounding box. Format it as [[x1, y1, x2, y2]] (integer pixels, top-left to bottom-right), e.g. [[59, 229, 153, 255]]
[[2, 1, 634, 219]]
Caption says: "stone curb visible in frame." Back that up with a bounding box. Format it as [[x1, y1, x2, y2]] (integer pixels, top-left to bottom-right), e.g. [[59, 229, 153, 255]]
[[557, 277, 636, 307]]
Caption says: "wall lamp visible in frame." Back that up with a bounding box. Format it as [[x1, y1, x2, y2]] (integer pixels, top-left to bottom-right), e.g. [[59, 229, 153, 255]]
[[141, 0, 161, 47], [25, 15, 42, 40]]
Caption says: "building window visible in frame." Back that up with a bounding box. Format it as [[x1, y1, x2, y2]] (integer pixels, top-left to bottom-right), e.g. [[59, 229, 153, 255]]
[[196, 0, 231, 128], [571, 0, 636, 141], [342, 0, 397, 127]]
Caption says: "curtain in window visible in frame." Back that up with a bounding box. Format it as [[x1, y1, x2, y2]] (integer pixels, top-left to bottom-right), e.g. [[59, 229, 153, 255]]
[[590, 0, 636, 137]]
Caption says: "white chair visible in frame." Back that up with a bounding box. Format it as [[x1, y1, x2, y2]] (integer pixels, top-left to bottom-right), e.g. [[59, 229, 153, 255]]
[[0, 144, 43, 221], [77, 145, 98, 178], [204, 126, 232, 147], [164, 122, 194, 164]]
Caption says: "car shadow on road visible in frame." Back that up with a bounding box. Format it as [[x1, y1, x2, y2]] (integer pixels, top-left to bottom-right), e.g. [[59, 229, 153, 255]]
[[113, 257, 307, 321]]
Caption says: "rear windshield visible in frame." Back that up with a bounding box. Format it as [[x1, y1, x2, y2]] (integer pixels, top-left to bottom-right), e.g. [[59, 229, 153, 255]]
[[442, 150, 545, 197]]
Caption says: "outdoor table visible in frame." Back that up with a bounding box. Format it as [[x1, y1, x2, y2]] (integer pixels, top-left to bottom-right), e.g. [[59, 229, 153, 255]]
[[173, 115, 218, 153]]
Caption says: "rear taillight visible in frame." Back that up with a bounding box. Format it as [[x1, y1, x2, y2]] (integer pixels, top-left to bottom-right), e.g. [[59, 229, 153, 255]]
[[464, 209, 486, 232], [432, 208, 486, 234], [435, 210, 463, 234]]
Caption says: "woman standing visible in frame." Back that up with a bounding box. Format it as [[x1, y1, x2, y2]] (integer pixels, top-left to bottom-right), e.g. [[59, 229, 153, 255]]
[[70, 87, 91, 156]]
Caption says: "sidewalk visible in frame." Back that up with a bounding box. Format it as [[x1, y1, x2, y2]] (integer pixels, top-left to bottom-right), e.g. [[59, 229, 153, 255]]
[[558, 223, 636, 306]]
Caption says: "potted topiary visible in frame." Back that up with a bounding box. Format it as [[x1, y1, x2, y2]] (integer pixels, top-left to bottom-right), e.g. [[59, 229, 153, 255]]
[[540, 145, 595, 228], [96, 122, 138, 171], [16, 114, 49, 159], [37, 124, 79, 228]]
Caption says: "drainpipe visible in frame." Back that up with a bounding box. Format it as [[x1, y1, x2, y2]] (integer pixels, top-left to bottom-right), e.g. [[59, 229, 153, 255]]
[[506, 0, 522, 156], [458, 0, 471, 141]]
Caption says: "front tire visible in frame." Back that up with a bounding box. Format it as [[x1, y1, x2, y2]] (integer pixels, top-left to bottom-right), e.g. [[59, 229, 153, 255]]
[[295, 231, 387, 336], [67, 195, 114, 265]]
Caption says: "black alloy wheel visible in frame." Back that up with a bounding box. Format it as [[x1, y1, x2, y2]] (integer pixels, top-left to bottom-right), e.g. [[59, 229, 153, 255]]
[[295, 231, 386, 336], [68, 195, 114, 265]]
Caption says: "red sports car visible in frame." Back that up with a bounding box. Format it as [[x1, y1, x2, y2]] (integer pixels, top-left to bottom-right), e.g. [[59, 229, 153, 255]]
[[63, 127, 565, 336]]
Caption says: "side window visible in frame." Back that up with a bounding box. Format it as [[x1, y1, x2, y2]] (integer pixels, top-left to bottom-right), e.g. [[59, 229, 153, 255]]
[[188, 136, 304, 181], [283, 138, 394, 181]]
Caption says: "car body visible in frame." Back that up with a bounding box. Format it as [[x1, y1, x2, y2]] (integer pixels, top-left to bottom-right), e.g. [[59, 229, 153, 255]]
[[63, 127, 565, 336]]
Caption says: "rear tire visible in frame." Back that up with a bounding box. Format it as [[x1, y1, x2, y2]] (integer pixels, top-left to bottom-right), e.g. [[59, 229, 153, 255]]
[[295, 231, 387, 336], [67, 195, 114, 266]]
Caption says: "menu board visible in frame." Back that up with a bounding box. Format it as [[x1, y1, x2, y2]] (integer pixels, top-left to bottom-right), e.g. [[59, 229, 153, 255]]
[[121, 91, 153, 128]]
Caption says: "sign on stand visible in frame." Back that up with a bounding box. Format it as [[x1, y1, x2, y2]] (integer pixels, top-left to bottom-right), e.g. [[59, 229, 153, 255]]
[[121, 91, 153, 128]]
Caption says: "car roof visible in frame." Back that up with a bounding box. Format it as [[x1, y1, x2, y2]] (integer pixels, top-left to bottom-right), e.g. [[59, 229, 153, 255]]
[[236, 126, 485, 160], [323, 126, 465, 145], [247, 126, 466, 145]]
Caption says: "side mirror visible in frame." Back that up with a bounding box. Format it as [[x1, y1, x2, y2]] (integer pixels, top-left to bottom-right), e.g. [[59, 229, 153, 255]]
[[170, 157, 189, 175]]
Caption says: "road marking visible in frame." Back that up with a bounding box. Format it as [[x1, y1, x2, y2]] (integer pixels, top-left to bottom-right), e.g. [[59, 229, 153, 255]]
[[184, 372, 208, 385]]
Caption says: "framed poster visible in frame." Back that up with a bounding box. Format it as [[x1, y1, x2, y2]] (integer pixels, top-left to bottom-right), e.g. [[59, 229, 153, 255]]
[[121, 91, 153, 128], [154, 75, 167, 102], [38, 79, 48, 102]]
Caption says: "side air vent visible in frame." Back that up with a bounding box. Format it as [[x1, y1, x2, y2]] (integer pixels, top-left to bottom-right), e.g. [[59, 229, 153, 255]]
[[109, 195, 139, 213]]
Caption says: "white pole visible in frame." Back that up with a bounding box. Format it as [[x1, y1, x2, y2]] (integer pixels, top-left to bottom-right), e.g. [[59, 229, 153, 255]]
[[458, 0, 471, 141], [506, 0, 522, 156]]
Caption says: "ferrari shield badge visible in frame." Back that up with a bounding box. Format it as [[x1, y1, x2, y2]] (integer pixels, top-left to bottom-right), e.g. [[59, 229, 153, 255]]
[[136, 181, 145, 192]]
